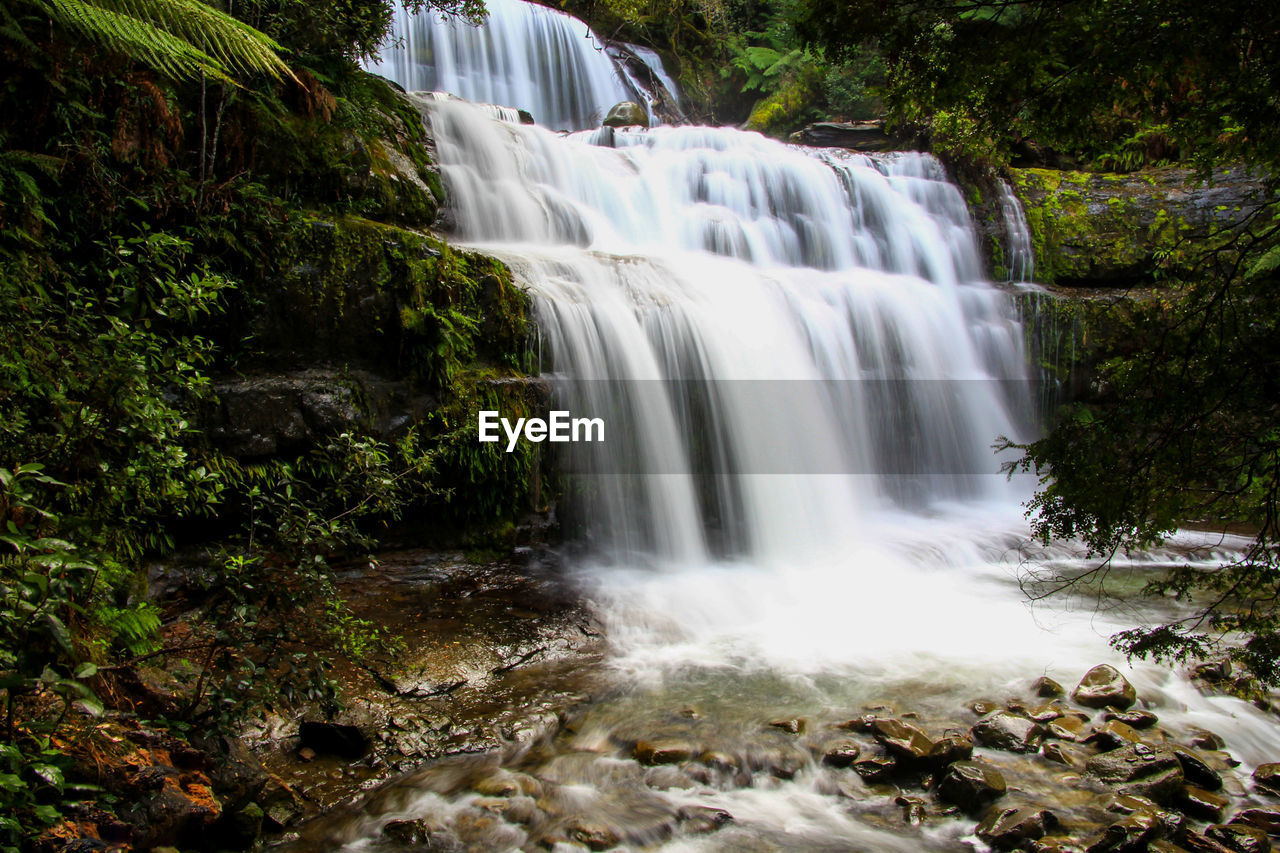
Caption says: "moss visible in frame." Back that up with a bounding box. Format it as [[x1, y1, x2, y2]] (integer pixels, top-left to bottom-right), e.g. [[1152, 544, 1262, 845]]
[[744, 74, 822, 139]]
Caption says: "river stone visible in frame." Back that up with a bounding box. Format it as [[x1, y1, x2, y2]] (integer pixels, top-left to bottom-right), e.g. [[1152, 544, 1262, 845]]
[[1255, 764, 1280, 797], [1106, 794, 1185, 838], [1044, 742, 1089, 768], [602, 101, 648, 128], [1031, 838, 1087, 853], [1183, 829, 1242, 852], [1174, 747, 1224, 791], [821, 739, 862, 768], [1087, 809, 1161, 853], [1029, 704, 1066, 723], [971, 700, 1002, 716], [972, 710, 1046, 753], [634, 739, 695, 765], [564, 818, 620, 851], [1034, 677, 1066, 698], [929, 735, 974, 767], [872, 718, 934, 761], [977, 805, 1058, 850], [1188, 728, 1227, 751], [768, 717, 806, 734], [1048, 714, 1092, 743], [1085, 744, 1185, 803], [1207, 824, 1273, 853], [1105, 709, 1159, 729], [678, 806, 732, 834], [1073, 665, 1138, 710], [896, 795, 928, 826], [937, 761, 1007, 812], [1089, 720, 1144, 751], [1232, 807, 1280, 835], [1178, 786, 1231, 822], [853, 754, 898, 782]]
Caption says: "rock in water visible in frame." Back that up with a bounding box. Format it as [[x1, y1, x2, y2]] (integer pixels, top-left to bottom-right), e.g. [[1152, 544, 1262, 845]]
[[1085, 744, 1184, 803], [972, 711, 1046, 753], [871, 718, 934, 761], [937, 761, 1007, 812], [977, 805, 1058, 850], [1206, 824, 1272, 853], [1254, 763, 1280, 797], [1072, 665, 1137, 710], [603, 101, 648, 128]]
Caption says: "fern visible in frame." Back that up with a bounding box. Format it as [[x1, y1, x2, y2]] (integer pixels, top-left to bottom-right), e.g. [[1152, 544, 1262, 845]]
[[28, 0, 296, 84], [94, 602, 163, 656]]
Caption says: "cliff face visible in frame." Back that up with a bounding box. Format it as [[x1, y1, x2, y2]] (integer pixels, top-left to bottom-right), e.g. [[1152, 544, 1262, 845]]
[[968, 166, 1269, 287]]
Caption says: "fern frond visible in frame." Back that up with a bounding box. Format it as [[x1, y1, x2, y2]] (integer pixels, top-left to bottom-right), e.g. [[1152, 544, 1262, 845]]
[[28, 0, 296, 84], [95, 0, 297, 82], [37, 0, 236, 83]]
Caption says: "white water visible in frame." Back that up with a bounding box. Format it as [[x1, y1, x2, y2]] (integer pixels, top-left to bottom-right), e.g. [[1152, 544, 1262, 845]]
[[335, 4, 1277, 847], [996, 179, 1036, 283], [367, 0, 637, 130]]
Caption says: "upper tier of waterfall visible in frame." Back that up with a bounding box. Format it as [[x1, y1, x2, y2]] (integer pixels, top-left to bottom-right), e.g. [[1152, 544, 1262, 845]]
[[366, 0, 640, 130]]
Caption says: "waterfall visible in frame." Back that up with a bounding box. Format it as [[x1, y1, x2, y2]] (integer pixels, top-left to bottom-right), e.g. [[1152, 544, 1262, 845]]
[[996, 178, 1036, 283], [366, 0, 639, 130], [426, 98, 1032, 562]]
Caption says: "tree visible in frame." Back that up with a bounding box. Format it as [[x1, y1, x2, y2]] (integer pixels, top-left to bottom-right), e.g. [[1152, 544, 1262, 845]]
[[792, 0, 1280, 172]]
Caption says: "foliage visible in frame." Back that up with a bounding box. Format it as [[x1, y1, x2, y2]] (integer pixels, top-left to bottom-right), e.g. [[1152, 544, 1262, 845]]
[[792, 0, 1280, 172], [24, 0, 295, 83], [1003, 202, 1280, 681]]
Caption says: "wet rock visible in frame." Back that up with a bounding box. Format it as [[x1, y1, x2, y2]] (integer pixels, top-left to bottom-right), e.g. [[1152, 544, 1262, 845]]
[[564, 817, 620, 851], [1029, 704, 1066, 723], [971, 700, 1002, 716], [820, 739, 862, 768], [1085, 744, 1185, 803], [1182, 829, 1238, 852], [977, 805, 1059, 850], [1105, 709, 1159, 729], [1192, 660, 1234, 682], [1188, 728, 1227, 751], [678, 806, 733, 834], [1048, 714, 1092, 743], [1174, 747, 1224, 791], [1088, 720, 1144, 751], [1231, 807, 1280, 836], [383, 817, 454, 847], [872, 719, 934, 762], [1207, 824, 1272, 853], [972, 710, 1046, 753], [1177, 786, 1231, 822], [937, 761, 1007, 812], [928, 735, 974, 767], [768, 718, 805, 734], [602, 101, 648, 128], [645, 765, 696, 790], [1105, 794, 1184, 839], [1072, 665, 1138, 710], [1044, 742, 1088, 768], [699, 751, 738, 773], [1032, 838, 1088, 853], [853, 754, 898, 782], [1034, 677, 1066, 698], [1087, 810, 1161, 853], [789, 121, 898, 152], [1254, 764, 1280, 797], [299, 721, 369, 759], [634, 739, 694, 766], [896, 795, 928, 826]]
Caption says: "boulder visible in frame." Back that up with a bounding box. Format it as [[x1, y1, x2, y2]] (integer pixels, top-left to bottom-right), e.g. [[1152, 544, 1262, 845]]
[[1231, 807, 1280, 836], [1105, 709, 1159, 729], [972, 711, 1046, 753], [1178, 786, 1231, 822], [1034, 677, 1066, 698], [1207, 824, 1272, 853], [602, 101, 648, 129], [937, 761, 1007, 812], [1173, 747, 1224, 791], [788, 121, 899, 152], [1088, 720, 1144, 751], [820, 739, 862, 768], [634, 739, 694, 766], [1072, 665, 1137, 710], [928, 735, 974, 767], [852, 754, 898, 782], [1255, 764, 1280, 797], [1087, 810, 1162, 853], [871, 718, 934, 762], [1047, 714, 1091, 743], [977, 805, 1059, 850], [1085, 744, 1185, 803], [565, 817, 620, 851]]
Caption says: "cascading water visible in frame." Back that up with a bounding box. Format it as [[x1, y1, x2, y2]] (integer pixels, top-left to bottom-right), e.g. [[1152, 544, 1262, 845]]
[[366, 0, 643, 130], [321, 3, 1279, 849], [996, 179, 1035, 284]]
